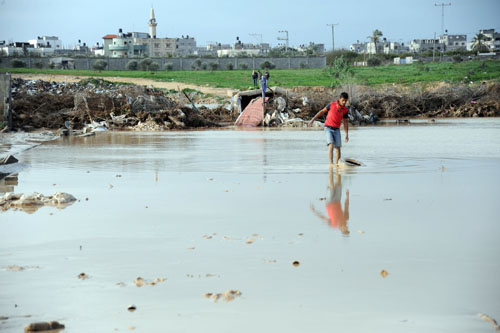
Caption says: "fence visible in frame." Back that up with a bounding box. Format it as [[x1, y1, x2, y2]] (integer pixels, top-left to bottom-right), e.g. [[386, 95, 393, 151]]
[[0, 56, 326, 71]]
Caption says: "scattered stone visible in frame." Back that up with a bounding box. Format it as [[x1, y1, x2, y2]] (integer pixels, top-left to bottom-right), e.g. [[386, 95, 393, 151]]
[[202, 235, 213, 240], [127, 305, 136, 312], [358, 230, 365, 234], [134, 277, 165, 287], [264, 259, 277, 263], [383, 198, 392, 201], [204, 290, 242, 303], [292, 261, 300, 267], [245, 238, 255, 245], [77, 272, 89, 280], [24, 321, 65, 332], [116, 174, 122, 178], [380, 270, 389, 278]]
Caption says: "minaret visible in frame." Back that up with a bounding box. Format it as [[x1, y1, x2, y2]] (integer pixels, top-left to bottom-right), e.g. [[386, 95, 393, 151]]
[[149, 7, 157, 39]]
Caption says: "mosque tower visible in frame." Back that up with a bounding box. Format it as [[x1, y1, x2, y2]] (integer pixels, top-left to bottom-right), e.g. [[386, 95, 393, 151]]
[[149, 7, 157, 39]]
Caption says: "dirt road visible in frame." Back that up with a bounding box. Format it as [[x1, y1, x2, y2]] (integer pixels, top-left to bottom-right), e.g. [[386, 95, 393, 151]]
[[12, 73, 235, 98]]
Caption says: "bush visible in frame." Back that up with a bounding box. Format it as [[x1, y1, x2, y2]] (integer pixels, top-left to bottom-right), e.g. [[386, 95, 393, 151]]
[[34, 62, 43, 69], [260, 60, 276, 69], [126, 60, 138, 70], [194, 59, 202, 67], [367, 57, 382, 66], [92, 60, 107, 72], [240, 63, 248, 70], [299, 62, 308, 69], [452, 55, 463, 63], [164, 62, 173, 71], [10, 59, 26, 68], [209, 62, 218, 71], [49, 62, 55, 69], [226, 63, 234, 70], [139, 58, 153, 71], [201, 62, 208, 70], [149, 62, 159, 72]]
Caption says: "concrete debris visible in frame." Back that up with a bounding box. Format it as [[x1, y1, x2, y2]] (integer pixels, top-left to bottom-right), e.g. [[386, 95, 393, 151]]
[[11, 78, 227, 131], [0, 192, 76, 213]]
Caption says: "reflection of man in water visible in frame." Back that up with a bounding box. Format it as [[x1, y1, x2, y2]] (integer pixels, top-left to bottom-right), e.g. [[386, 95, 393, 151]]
[[311, 168, 350, 235]]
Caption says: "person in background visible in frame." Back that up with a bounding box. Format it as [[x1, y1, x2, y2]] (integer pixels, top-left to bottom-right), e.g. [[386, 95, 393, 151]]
[[251, 70, 258, 88], [264, 69, 270, 80]]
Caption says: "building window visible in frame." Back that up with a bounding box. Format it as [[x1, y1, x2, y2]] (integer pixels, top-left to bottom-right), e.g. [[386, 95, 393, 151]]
[[154, 43, 160, 48], [124, 41, 127, 45], [166, 43, 170, 47]]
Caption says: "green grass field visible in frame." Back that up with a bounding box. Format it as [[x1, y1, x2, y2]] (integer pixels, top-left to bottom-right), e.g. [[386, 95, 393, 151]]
[[2, 60, 499, 89]]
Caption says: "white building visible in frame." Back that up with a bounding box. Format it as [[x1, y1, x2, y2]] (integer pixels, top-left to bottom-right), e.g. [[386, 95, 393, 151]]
[[350, 41, 367, 53], [480, 29, 500, 51], [409, 39, 442, 53], [28, 36, 62, 49]]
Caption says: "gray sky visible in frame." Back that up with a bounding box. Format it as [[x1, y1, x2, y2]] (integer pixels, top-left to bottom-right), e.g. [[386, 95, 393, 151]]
[[1, 0, 499, 49]]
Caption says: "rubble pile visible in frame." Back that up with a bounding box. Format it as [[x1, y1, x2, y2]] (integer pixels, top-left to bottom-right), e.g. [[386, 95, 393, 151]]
[[11, 78, 223, 131], [352, 82, 500, 120]]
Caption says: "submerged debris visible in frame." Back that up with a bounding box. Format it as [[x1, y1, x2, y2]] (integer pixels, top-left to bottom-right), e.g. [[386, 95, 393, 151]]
[[0, 192, 76, 213], [204, 290, 242, 303], [478, 313, 500, 331], [134, 276, 165, 287]]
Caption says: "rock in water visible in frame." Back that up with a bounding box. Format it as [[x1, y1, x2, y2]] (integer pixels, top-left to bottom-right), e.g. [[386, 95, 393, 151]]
[[24, 321, 65, 332]]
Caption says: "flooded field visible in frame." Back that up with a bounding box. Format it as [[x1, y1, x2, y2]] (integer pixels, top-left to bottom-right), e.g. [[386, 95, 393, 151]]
[[1, 119, 500, 332]]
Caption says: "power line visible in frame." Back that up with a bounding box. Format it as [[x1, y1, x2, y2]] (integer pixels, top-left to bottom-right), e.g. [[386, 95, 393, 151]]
[[435, 3, 452, 36], [277, 30, 288, 52], [327, 23, 339, 51]]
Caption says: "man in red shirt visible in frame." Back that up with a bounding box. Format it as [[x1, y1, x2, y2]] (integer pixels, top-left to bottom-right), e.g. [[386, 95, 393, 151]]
[[308, 92, 350, 165]]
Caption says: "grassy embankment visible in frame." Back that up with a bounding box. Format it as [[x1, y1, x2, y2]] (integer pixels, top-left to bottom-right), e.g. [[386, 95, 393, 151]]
[[2, 60, 500, 90]]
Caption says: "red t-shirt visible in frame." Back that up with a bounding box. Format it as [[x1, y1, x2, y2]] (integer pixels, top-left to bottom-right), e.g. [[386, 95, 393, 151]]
[[324, 101, 349, 128]]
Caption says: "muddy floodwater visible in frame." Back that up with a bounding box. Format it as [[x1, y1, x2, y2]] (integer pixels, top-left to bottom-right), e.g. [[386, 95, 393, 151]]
[[1, 119, 500, 332]]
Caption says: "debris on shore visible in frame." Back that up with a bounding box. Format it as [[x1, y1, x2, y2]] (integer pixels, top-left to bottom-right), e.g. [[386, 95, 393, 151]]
[[10, 78, 227, 131], [0, 192, 77, 213], [8, 78, 500, 132]]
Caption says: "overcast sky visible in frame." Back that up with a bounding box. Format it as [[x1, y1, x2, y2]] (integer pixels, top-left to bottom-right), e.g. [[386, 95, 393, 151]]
[[1, 0, 499, 49]]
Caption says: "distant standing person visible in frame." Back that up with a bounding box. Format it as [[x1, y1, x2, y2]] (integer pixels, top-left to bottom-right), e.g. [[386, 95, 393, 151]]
[[264, 69, 270, 80], [251, 70, 258, 88], [260, 73, 268, 98], [308, 92, 350, 166]]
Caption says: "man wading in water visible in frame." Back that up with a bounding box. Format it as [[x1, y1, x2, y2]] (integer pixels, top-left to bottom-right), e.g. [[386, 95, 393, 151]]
[[308, 92, 350, 166]]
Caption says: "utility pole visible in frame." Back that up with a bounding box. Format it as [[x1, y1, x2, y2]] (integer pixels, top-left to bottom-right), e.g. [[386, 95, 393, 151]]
[[249, 33, 263, 53], [433, 32, 436, 62], [327, 23, 339, 51], [277, 30, 289, 52], [435, 3, 451, 36]]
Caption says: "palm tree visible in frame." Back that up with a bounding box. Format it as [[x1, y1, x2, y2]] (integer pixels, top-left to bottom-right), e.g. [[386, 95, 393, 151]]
[[472, 33, 489, 52], [368, 29, 383, 54]]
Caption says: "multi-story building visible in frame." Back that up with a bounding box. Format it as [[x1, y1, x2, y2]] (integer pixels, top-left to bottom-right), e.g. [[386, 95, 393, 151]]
[[176, 36, 197, 56], [480, 29, 500, 51], [382, 42, 409, 54], [409, 39, 442, 53], [28, 36, 62, 49], [107, 30, 148, 58], [439, 32, 467, 52], [350, 41, 367, 53]]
